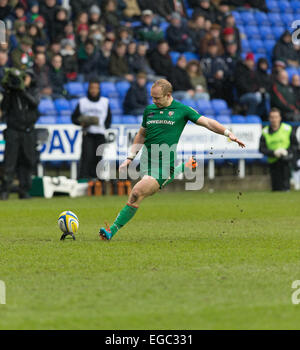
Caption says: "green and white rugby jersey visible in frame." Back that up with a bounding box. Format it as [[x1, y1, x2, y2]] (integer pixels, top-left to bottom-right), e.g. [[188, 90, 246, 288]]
[[140, 99, 201, 186]]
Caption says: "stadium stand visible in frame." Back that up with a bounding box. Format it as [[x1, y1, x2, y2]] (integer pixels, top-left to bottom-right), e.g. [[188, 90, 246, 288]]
[[0, 0, 298, 128]]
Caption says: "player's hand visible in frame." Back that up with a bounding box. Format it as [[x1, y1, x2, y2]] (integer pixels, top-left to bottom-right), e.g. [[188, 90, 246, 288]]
[[119, 159, 132, 172], [228, 133, 246, 148]]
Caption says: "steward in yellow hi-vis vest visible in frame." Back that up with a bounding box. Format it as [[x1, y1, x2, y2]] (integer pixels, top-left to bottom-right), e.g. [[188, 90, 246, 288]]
[[259, 108, 298, 191]]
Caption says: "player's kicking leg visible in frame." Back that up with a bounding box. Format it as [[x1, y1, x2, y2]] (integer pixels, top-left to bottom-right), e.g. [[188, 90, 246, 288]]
[[99, 175, 160, 240]]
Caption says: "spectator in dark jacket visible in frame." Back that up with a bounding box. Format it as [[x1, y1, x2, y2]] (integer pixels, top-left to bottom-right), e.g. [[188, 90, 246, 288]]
[[234, 53, 266, 116], [134, 42, 155, 78], [97, 39, 113, 79], [256, 58, 272, 93], [127, 41, 138, 74], [148, 40, 173, 79], [225, 0, 268, 12], [0, 0, 12, 20], [166, 12, 193, 53], [190, 0, 217, 23], [123, 72, 148, 115], [78, 40, 100, 81], [223, 14, 241, 54], [0, 50, 8, 93], [273, 31, 299, 68], [60, 39, 78, 81], [138, 0, 186, 20], [109, 41, 134, 81], [39, 0, 59, 42], [49, 54, 66, 99], [136, 9, 164, 48], [291, 74, 300, 110], [33, 52, 52, 98], [70, 0, 98, 19], [188, 14, 207, 53], [201, 39, 228, 100], [89, 5, 102, 26], [255, 58, 272, 119], [53, 7, 69, 40], [222, 41, 240, 106], [271, 70, 300, 121], [170, 55, 195, 100], [27, 23, 48, 48], [101, 0, 121, 30]]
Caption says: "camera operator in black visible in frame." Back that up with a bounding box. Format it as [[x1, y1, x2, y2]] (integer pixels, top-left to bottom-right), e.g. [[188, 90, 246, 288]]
[[0, 68, 40, 200]]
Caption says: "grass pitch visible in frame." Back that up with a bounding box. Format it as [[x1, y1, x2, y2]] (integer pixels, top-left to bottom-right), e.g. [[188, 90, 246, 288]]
[[1, 190, 300, 330]]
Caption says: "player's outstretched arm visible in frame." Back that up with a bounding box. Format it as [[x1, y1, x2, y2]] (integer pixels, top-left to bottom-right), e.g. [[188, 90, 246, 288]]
[[196, 116, 246, 148], [119, 127, 147, 171]]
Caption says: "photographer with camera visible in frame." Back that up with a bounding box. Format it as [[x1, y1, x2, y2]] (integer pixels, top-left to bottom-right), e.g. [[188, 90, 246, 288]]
[[0, 68, 40, 200]]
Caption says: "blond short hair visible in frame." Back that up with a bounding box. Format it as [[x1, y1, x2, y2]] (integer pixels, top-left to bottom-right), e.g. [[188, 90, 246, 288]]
[[152, 79, 173, 96]]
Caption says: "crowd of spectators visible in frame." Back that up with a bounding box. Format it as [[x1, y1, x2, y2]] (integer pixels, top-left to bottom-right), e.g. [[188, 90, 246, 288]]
[[0, 0, 299, 121]]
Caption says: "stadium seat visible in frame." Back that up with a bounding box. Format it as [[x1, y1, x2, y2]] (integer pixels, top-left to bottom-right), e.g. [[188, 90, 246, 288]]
[[211, 99, 231, 116], [38, 99, 56, 115], [101, 81, 119, 98], [245, 26, 261, 40], [83, 82, 89, 93], [278, 1, 292, 14], [241, 12, 256, 26], [255, 12, 270, 26], [115, 81, 130, 98], [268, 13, 283, 26], [273, 26, 285, 40], [37, 115, 57, 124], [183, 52, 199, 61], [70, 98, 79, 111], [196, 100, 214, 115], [181, 99, 197, 110], [264, 40, 276, 55], [241, 39, 250, 51], [231, 115, 246, 123], [236, 25, 245, 35], [111, 115, 121, 124], [286, 67, 299, 82], [216, 115, 231, 124], [260, 26, 274, 40], [266, 0, 280, 12], [231, 11, 243, 26], [160, 21, 169, 36], [56, 115, 71, 124], [186, 8, 193, 18], [109, 98, 123, 115], [281, 14, 294, 27], [130, 21, 141, 27], [291, 1, 300, 14], [65, 82, 85, 97], [245, 115, 262, 124], [54, 98, 71, 116], [249, 39, 266, 54], [170, 51, 180, 65], [122, 115, 139, 124]]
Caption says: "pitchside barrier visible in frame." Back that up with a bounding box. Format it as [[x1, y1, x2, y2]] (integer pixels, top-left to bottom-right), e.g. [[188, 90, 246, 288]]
[[1, 122, 297, 180]]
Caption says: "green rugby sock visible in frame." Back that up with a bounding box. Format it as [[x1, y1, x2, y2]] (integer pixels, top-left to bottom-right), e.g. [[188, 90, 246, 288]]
[[110, 203, 138, 237]]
